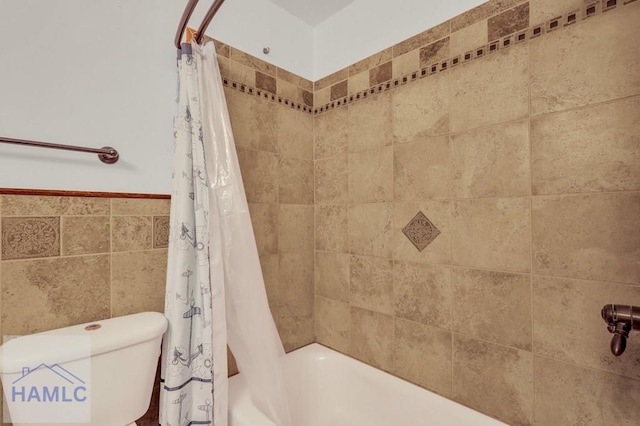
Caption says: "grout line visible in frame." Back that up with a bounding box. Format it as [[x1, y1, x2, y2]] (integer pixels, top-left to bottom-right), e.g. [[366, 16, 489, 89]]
[[312, 87, 318, 345], [529, 92, 640, 121], [313, 247, 640, 288], [532, 350, 640, 384], [0, 252, 113, 263], [527, 30, 536, 422], [450, 321, 455, 399], [345, 101, 353, 357], [316, 188, 640, 204], [0, 213, 113, 218], [450, 329, 531, 354], [0, 197, 3, 342], [328, 91, 639, 147], [109, 200, 114, 318], [446, 56, 456, 398], [528, 271, 640, 288], [449, 116, 530, 138], [390, 73, 396, 376]]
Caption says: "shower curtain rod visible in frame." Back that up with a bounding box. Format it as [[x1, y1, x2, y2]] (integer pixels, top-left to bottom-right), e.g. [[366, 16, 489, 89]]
[[175, 0, 227, 49], [0, 136, 119, 164]]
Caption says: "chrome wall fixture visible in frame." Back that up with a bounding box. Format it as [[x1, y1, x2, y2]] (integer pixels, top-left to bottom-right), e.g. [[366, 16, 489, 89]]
[[601, 304, 640, 356]]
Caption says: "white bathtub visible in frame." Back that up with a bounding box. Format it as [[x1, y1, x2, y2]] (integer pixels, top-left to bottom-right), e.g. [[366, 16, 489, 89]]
[[229, 343, 506, 426]]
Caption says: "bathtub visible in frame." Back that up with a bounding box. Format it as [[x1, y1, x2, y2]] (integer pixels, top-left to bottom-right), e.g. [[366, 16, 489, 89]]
[[229, 343, 506, 426]]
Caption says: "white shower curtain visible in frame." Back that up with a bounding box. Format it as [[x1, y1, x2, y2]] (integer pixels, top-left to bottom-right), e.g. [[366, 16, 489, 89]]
[[160, 42, 292, 426]]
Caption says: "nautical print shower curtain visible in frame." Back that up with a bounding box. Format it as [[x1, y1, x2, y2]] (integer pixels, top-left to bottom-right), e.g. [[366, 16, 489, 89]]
[[160, 43, 227, 426], [160, 41, 292, 426]]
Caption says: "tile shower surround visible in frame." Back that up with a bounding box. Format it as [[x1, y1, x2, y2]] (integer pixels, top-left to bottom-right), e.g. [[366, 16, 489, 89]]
[[309, 1, 640, 425], [218, 0, 639, 120], [1, 0, 639, 424]]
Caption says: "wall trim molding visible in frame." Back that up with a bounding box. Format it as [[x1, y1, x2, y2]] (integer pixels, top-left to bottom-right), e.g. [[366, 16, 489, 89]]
[[0, 188, 170, 199]]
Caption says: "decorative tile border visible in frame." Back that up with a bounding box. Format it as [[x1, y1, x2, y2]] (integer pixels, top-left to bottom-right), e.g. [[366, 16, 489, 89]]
[[313, 0, 634, 115], [0, 196, 171, 260], [221, 77, 314, 114], [201, 31, 314, 115], [214, 0, 635, 116]]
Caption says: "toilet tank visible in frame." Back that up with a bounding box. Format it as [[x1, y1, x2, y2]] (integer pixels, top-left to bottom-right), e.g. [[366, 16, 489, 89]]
[[0, 312, 167, 426]]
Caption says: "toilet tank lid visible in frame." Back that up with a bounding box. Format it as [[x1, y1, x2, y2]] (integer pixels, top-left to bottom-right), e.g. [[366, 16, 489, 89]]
[[0, 312, 168, 374]]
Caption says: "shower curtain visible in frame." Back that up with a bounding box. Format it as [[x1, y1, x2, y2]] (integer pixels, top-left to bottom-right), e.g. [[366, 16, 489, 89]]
[[160, 42, 292, 426]]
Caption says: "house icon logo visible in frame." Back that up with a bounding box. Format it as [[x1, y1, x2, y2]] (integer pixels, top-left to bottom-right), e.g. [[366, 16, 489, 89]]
[[1, 334, 92, 423], [11, 363, 88, 403]]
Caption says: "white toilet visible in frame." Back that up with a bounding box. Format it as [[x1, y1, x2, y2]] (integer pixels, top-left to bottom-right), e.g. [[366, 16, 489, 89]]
[[0, 312, 167, 426]]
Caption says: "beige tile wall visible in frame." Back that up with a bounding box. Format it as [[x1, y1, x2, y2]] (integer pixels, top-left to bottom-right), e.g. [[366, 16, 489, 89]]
[[0, 36, 315, 425], [314, 1, 640, 425], [211, 37, 314, 112], [0, 89, 315, 426], [215, 41, 316, 357], [2, 0, 639, 424], [0, 196, 170, 333], [0, 195, 169, 425], [225, 85, 315, 353]]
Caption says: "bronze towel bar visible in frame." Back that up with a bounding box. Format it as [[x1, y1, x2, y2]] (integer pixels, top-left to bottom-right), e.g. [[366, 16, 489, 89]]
[[0, 136, 119, 164], [1, 1, 229, 165]]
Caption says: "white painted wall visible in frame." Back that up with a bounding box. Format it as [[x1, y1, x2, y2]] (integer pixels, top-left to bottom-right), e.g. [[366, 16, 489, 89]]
[[269, 0, 355, 26], [203, 0, 314, 77], [0, 0, 484, 192], [0, 0, 184, 193], [0, 0, 312, 193], [313, 0, 487, 79]]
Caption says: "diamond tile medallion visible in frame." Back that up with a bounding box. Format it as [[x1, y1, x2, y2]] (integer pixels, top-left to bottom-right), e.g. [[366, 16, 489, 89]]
[[402, 211, 440, 252]]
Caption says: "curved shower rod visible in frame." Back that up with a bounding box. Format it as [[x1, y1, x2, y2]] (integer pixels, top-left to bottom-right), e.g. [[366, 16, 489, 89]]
[[175, 0, 227, 49]]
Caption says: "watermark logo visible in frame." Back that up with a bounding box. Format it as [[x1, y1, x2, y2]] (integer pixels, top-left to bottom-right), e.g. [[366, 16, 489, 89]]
[[11, 363, 87, 403], [2, 335, 91, 423]]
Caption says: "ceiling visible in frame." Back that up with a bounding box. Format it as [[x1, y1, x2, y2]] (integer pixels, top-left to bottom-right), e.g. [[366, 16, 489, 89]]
[[269, 0, 355, 26]]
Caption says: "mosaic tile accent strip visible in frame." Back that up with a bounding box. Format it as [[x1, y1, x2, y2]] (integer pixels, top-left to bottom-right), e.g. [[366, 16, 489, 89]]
[[402, 211, 441, 252], [213, 0, 633, 117], [313, 0, 634, 115], [222, 77, 314, 114], [1, 216, 60, 260], [153, 216, 170, 249]]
